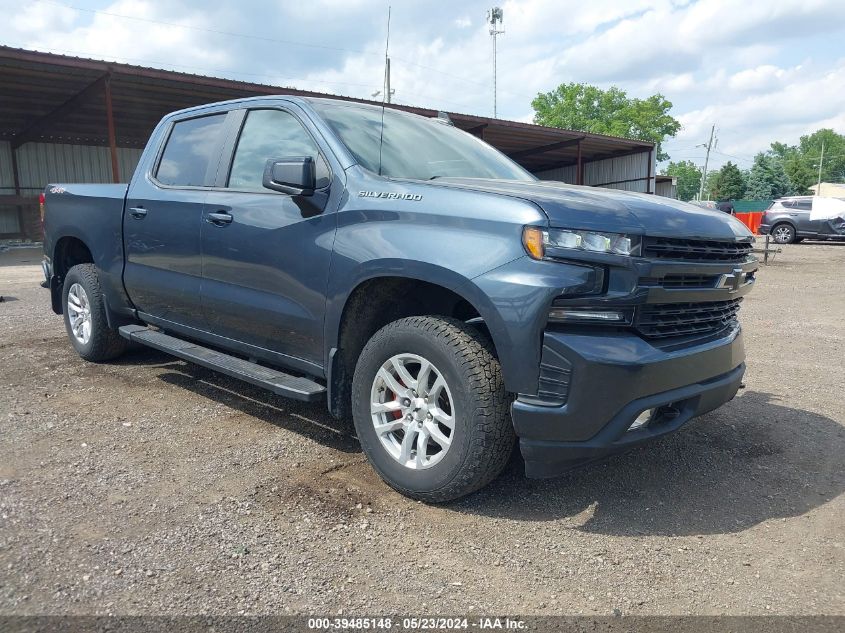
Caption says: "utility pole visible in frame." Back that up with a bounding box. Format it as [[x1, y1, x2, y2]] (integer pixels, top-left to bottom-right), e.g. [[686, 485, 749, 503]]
[[487, 7, 504, 118], [816, 140, 825, 193], [698, 124, 715, 201]]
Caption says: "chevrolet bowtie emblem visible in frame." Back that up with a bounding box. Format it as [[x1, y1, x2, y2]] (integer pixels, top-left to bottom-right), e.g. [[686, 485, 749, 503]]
[[716, 267, 747, 293]]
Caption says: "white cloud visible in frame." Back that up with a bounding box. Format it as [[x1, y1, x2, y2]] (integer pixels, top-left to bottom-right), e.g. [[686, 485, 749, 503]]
[[1, 0, 844, 167], [2, 0, 232, 72]]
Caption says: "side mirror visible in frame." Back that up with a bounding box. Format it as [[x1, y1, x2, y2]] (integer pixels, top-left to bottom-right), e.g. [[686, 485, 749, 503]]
[[262, 156, 316, 196]]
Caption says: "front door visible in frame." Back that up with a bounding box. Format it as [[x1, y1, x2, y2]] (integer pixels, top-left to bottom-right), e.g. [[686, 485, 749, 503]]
[[200, 107, 338, 372], [124, 112, 227, 330], [792, 199, 817, 235]]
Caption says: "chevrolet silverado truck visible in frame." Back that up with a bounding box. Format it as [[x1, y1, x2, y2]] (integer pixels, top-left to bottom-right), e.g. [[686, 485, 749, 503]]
[[42, 96, 757, 502]]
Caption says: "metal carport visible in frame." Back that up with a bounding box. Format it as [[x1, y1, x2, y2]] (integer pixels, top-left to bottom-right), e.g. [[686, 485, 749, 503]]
[[0, 46, 656, 240]]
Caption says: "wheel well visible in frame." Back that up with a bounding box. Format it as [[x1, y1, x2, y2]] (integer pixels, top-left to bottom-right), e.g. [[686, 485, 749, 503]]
[[50, 237, 93, 313], [771, 220, 795, 231], [329, 277, 491, 419], [54, 237, 93, 280]]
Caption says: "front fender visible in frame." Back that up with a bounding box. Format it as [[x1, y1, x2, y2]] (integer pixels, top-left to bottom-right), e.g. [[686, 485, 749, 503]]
[[324, 257, 512, 372]]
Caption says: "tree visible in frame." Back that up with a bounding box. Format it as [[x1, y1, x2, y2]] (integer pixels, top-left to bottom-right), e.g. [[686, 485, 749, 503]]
[[796, 129, 845, 191], [769, 130, 845, 194], [715, 162, 745, 200], [744, 152, 790, 200], [663, 160, 702, 201], [531, 83, 681, 161], [704, 170, 721, 201]]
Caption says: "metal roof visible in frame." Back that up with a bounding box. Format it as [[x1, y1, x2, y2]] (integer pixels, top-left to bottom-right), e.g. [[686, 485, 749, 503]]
[[0, 46, 653, 173]]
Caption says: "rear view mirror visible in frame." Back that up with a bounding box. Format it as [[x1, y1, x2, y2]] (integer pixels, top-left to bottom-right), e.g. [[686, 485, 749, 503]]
[[262, 156, 316, 196]]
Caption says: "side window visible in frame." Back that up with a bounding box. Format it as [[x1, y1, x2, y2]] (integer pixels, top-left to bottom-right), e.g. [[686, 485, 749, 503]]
[[780, 200, 794, 209], [155, 114, 226, 186], [795, 200, 812, 211], [228, 109, 330, 191]]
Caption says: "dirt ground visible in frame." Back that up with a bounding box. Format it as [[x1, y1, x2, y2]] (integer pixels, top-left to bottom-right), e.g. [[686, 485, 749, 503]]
[[0, 243, 842, 616]]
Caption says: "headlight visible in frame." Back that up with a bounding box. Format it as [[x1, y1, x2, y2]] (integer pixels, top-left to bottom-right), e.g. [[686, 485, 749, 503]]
[[523, 226, 641, 259]]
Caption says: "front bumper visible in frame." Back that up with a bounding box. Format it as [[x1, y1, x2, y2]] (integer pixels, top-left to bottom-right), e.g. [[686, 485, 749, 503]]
[[513, 326, 745, 478]]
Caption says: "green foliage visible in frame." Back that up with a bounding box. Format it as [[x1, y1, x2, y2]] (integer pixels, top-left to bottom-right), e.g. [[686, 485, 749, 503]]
[[663, 160, 701, 201], [704, 170, 721, 201], [768, 130, 845, 195], [744, 152, 790, 200], [531, 83, 681, 161], [715, 162, 745, 200]]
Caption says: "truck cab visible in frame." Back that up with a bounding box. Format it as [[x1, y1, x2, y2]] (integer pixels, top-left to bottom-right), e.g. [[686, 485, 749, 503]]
[[42, 96, 757, 502]]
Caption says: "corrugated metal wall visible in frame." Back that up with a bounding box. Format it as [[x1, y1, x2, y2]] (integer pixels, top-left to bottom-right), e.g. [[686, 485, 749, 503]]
[[655, 180, 677, 199], [534, 151, 655, 193], [0, 141, 143, 195], [531, 163, 577, 184]]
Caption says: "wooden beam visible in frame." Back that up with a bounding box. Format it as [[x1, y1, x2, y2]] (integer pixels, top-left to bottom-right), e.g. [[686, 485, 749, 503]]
[[463, 123, 488, 138], [507, 136, 585, 160], [10, 73, 110, 149], [103, 74, 120, 183]]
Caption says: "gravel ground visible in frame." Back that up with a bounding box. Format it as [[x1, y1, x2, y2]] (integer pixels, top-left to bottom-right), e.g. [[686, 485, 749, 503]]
[[0, 243, 843, 616]]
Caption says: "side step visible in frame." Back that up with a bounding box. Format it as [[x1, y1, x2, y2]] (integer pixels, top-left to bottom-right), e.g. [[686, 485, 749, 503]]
[[118, 325, 326, 402]]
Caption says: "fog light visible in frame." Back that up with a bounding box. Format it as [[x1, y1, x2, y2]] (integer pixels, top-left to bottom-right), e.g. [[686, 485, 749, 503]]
[[628, 408, 655, 432]]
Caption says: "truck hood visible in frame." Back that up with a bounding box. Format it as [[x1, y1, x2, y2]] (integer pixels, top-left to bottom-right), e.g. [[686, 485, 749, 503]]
[[431, 178, 753, 240]]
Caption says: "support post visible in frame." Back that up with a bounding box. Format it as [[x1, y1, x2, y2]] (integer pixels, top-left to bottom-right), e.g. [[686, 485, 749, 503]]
[[103, 74, 120, 183], [646, 148, 653, 194], [576, 140, 583, 185]]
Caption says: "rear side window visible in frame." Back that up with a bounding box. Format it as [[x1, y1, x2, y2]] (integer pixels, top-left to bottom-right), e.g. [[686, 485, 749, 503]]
[[155, 114, 226, 186], [228, 109, 329, 191]]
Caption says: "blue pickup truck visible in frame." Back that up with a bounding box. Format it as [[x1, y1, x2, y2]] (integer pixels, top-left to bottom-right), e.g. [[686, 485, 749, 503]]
[[42, 96, 757, 502]]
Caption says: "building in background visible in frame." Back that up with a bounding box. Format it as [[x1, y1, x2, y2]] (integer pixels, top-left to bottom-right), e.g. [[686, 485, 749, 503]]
[[809, 182, 845, 198]]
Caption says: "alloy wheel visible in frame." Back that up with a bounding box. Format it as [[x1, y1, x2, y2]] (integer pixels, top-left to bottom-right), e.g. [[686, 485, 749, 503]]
[[66, 283, 92, 345], [369, 353, 455, 470]]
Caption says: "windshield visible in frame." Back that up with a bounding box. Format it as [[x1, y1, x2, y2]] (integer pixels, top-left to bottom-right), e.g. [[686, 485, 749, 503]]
[[309, 99, 535, 182]]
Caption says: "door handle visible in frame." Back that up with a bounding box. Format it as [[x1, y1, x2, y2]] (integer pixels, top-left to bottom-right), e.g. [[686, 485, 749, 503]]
[[128, 207, 147, 219], [206, 211, 233, 226]]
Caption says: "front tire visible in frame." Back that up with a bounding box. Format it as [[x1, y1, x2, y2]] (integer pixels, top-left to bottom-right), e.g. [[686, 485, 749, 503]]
[[62, 263, 129, 362], [352, 316, 515, 503]]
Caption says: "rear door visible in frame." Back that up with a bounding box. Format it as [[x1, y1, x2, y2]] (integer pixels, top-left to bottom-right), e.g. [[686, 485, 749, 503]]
[[200, 106, 338, 372], [124, 112, 228, 330]]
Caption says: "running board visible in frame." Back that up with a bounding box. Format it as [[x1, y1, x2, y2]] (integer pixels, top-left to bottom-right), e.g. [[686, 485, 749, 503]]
[[118, 325, 326, 402]]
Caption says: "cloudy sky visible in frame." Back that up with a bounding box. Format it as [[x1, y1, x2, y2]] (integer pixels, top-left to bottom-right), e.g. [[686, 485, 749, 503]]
[[3, 0, 845, 170]]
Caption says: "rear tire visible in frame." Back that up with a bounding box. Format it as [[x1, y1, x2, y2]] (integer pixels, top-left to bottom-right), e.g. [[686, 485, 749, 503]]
[[772, 223, 796, 244], [352, 316, 515, 503], [62, 263, 129, 362]]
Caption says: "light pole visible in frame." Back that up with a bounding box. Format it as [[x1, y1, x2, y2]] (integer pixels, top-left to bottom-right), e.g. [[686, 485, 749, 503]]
[[487, 7, 504, 118]]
